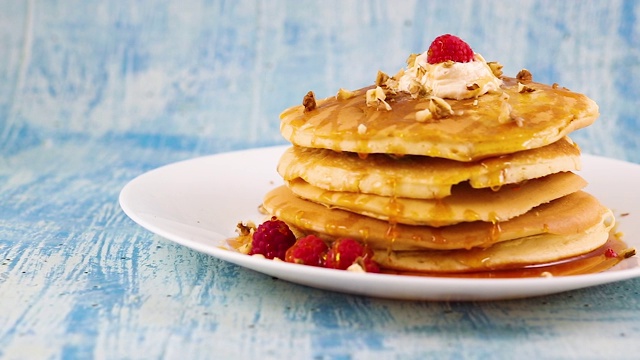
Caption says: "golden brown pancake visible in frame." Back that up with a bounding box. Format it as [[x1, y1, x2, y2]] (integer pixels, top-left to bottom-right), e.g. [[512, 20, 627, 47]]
[[373, 216, 613, 273], [263, 186, 614, 252], [280, 77, 598, 161], [278, 137, 581, 199], [285, 171, 587, 226]]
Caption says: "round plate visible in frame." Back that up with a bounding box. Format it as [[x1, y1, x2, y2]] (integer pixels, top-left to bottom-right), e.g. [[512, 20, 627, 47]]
[[119, 146, 640, 301]]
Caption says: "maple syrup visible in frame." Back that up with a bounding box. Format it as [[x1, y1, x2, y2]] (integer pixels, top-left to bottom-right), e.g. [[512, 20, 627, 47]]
[[382, 235, 636, 278]]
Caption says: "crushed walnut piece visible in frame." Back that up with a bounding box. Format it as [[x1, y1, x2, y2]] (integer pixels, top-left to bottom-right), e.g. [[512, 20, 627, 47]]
[[229, 221, 257, 254], [415, 108, 433, 122], [442, 60, 455, 68], [236, 221, 256, 236], [466, 83, 480, 91], [365, 86, 392, 110], [406, 53, 419, 68], [357, 123, 367, 134], [518, 82, 535, 93], [497, 96, 513, 124], [429, 96, 454, 119], [375, 70, 389, 87], [487, 62, 504, 78], [406, 79, 428, 99], [375, 70, 400, 96], [336, 88, 356, 100], [622, 248, 637, 259], [303, 91, 317, 112], [516, 69, 533, 82], [497, 93, 524, 126]]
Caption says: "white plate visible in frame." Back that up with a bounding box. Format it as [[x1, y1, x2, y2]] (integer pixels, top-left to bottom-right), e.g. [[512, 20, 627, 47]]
[[119, 146, 640, 301]]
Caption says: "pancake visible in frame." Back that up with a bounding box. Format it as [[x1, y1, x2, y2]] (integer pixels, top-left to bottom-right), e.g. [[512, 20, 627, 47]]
[[278, 136, 581, 199], [263, 186, 614, 251], [373, 214, 613, 273], [285, 171, 587, 226], [280, 77, 598, 161]]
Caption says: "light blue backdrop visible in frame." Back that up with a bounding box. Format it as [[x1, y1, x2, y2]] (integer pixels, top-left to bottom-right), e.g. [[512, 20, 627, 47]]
[[1, 0, 639, 161], [1, 1, 640, 359]]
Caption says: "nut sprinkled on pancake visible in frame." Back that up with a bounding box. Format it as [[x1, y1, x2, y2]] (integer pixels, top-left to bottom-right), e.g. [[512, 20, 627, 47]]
[[336, 88, 356, 100], [516, 69, 533, 82], [302, 91, 316, 112], [488, 62, 504, 77], [365, 86, 392, 110]]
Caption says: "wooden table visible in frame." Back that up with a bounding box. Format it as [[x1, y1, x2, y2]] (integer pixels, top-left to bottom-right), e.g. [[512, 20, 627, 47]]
[[2, 1, 640, 358]]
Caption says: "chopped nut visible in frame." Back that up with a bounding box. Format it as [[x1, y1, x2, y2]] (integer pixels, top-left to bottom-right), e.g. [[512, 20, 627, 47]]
[[540, 271, 554, 278], [406, 53, 419, 67], [365, 86, 392, 110], [347, 262, 366, 273], [236, 221, 255, 236], [375, 70, 389, 87], [238, 242, 251, 254], [429, 96, 454, 118], [517, 82, 535, 93], [552, 83, 559, 89], [516, 69, 533, 82], [415, 65, 427, 80], [622, 248, 637, 259], [487, 62, 504, 77], [336, 88, 356, 100], [442, 60, 455, 68], [513, 115, 525, 127], [357, 123, 367, 134], [406, 78, 430, 99], [383, 77, 399, 94], [473, 99, 479, 106], [497, 100, 513, 124], [303, 91, 317, 112], [415, 108, 433, 122]]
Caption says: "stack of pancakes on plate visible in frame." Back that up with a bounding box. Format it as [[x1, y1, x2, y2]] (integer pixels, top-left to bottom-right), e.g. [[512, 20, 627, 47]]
[[262, 48, 617, 274]]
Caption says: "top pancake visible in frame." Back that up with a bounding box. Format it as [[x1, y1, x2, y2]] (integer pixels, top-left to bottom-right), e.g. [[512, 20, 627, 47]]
[[280, 77, 598, 161]]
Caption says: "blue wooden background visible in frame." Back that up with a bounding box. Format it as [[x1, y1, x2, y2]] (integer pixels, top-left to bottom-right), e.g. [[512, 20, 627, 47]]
[[1, 1, 640, 358]]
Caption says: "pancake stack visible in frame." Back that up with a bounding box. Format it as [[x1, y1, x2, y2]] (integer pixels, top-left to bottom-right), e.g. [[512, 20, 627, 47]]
[[262, 35, 619, 274]]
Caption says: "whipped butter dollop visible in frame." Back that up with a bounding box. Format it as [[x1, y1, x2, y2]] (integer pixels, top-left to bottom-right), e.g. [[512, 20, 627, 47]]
[[397, 52, 502, 100]]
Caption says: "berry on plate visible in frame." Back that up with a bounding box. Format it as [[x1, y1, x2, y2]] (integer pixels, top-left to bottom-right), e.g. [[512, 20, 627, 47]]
[[285, 235, 328, 267], [325, 238, 380, 273], [249, 216, 296, 260]]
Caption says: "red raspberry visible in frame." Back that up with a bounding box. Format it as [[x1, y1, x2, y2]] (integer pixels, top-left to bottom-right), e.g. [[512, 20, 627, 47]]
[[427, 34, 474, 64], [285, 235, 328, 267], [325, 238, 380, 273], [249, 216, 296, 260], [604, 248, 618, 258]]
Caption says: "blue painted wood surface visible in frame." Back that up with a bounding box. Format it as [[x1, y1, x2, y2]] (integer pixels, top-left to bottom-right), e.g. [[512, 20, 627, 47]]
[[1, 1, 640, 358]]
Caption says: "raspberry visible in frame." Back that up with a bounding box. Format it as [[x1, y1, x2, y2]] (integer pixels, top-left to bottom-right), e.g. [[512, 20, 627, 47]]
[[604, 248, 618, 258], [325, 238, 380, 273], [285, 235, 328, 267], [426, 34, 474, 64], [249, 216, 296, 260]]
